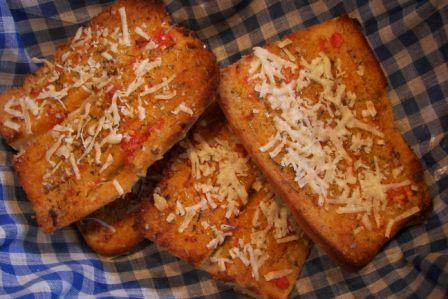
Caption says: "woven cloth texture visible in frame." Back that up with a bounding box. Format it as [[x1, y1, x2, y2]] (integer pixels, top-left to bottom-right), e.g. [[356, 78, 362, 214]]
[[0, 0, 447, 297]]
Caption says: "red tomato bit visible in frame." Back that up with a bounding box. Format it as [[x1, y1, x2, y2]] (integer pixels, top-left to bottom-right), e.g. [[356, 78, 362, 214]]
[[153, 28, 176, 47], [386, 187, 409, 205], [135, 39, 149, 49], [30, 88, 41, 97], [330, 32, 344, 49], [121, 120, 164, 162], [271, 276, 290, 289]]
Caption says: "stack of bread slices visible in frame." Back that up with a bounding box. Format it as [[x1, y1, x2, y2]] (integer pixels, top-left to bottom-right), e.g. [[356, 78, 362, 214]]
[[0, 0, 430, 298]]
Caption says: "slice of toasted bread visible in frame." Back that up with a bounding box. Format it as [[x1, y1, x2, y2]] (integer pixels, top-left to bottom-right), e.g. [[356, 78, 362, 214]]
[[77, 193, 143, 256], [0, 0, 171, 150], [203, 185, 310, 299], [140, 108, 258, 265], [12, 0, 219, 233], [219, 16, 430, 271], [77, 158, 166, 256], [140, 108, 311, 298]]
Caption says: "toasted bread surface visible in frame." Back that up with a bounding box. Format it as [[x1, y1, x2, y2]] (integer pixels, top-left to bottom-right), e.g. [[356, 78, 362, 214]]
[[140, 108, 257, 265], [12, 0, 219, 232], [0, 0, 169, 149], [77, 194, 143, 256], [203, 187, 310, 299], [219, 16, 430, 270], [140, 108, 311, 298]]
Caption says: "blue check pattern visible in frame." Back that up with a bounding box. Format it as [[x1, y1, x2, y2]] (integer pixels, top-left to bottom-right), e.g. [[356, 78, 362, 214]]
[[0, 0, 447, 297]]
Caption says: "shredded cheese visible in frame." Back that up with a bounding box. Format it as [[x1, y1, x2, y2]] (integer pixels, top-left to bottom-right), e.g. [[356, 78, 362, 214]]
[[155, 91, 177, 100], [264, 269, 293, 281], [248, 46, 411, 226], [99, 154, 114, 173], [276, 235, 299, 244], [118, 7, 131, 46], [385, 206, 420, 238], [69, 153, 80, 180], [166, 213, 175, 223], [101, 51, 113, 61], [277, 39, 293, 48], [135, 26, 150, 40], [19, 97, 32, 134], [4, 120, 20, 131], [154, 193, 168, 211], [113, 179, 124, 195], [140, 75, 176, 96], [172, 102, 193, 115]]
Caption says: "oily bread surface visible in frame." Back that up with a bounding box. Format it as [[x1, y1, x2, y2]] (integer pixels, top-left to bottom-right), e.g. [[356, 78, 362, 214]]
[[219, 16, 430, 270], [13, 0, 219, 232]]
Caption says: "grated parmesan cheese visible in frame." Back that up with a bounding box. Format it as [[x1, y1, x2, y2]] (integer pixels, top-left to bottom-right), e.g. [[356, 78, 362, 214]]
[[135, 26, 150, 40], [385, 206, 420, 238], [113, 179, 124, 195], [166, 213, 175, 223], [154, 193, 168, 211], [69, 153, 80, 180], [4, 120, 20, 131], [99, 154, 114, 173], [264, 269, 293, 281], [118, 7, 131, 46], [248, 46, 409, 226], [171, 102, 193, 115]]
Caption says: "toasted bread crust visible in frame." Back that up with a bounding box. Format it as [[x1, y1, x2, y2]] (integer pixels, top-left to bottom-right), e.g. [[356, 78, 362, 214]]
[[77, 194, 143, 256], [219, 16, 430, 271], [12, 0, 219, 233]]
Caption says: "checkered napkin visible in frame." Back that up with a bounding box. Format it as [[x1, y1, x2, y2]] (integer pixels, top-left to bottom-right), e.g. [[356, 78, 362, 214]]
[[0, 0, 447, 297]]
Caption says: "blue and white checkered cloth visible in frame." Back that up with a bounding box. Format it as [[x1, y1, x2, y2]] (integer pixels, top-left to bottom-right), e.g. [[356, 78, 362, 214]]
[[0, 0, 447, 297]]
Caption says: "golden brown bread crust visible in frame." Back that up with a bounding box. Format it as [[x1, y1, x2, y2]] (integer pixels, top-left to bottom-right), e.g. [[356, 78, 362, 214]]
[[13, 0, 219, 233], [219, 16, 430, 271], [77, 194, 143, 256], [140, 108, 311, 298]]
